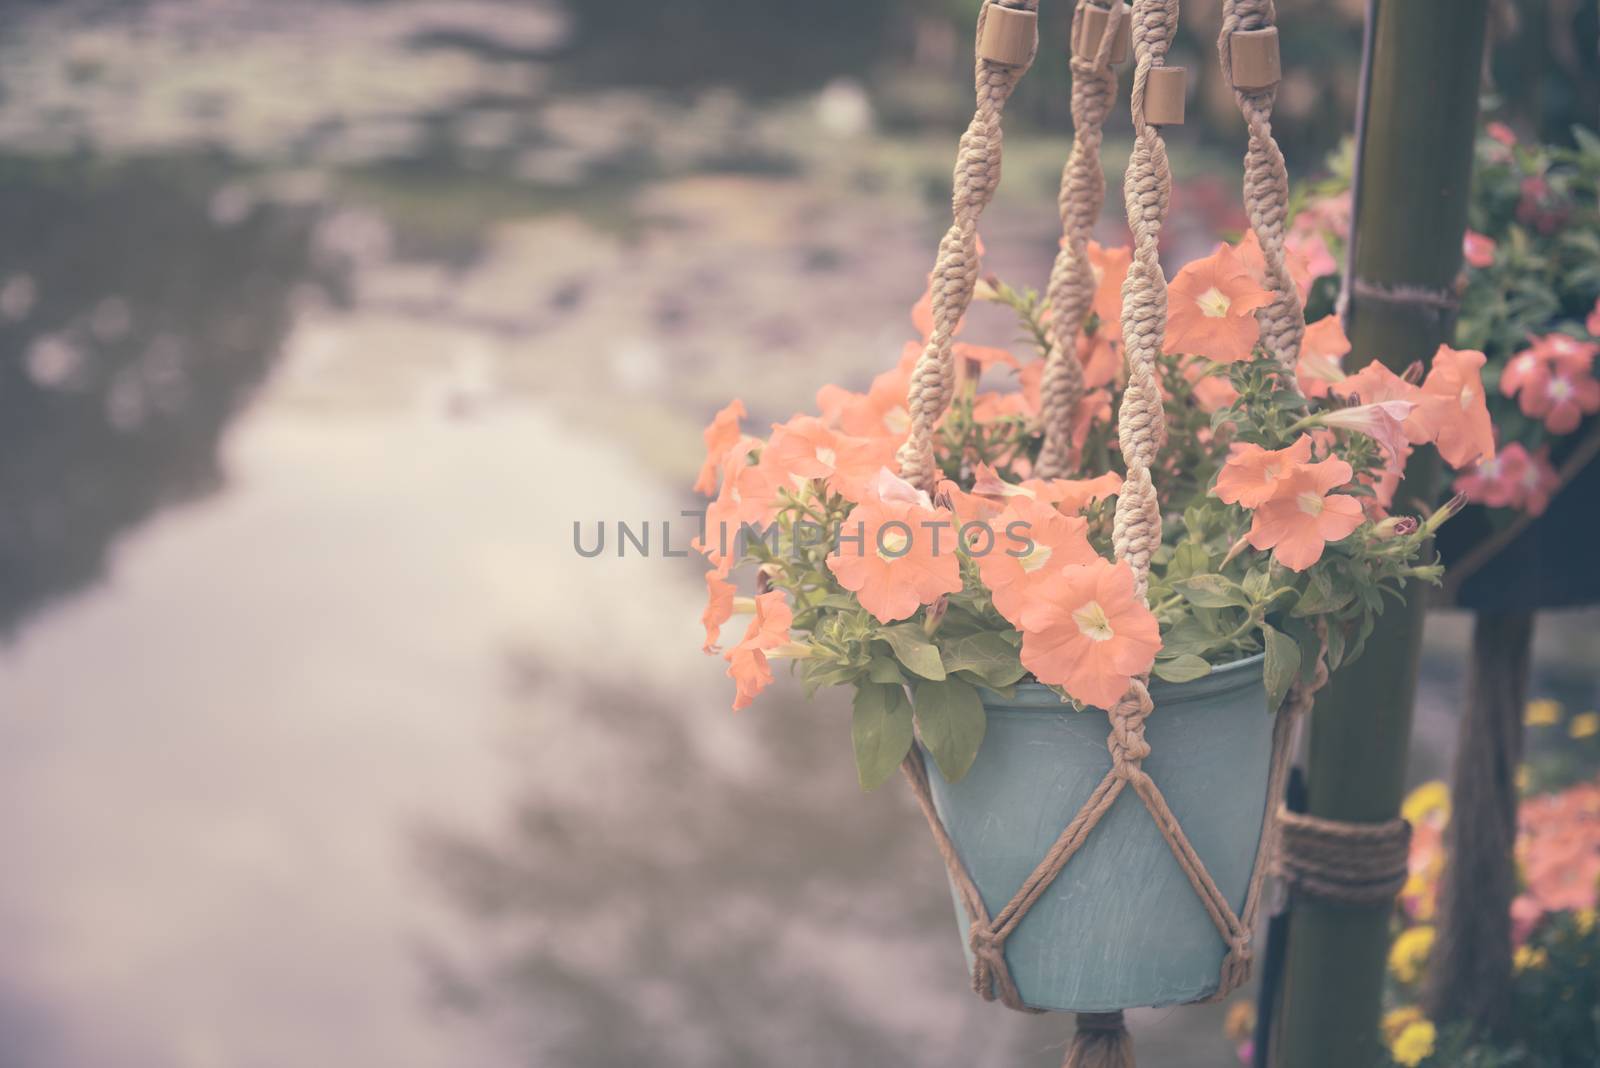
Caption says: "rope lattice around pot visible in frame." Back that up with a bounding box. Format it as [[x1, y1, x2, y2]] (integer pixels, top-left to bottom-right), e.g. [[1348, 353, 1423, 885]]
[[1217, 0, 1305, 379], [896, 0, 1039, 494], [1274, 809, 1412, 905], [1035, 1, 1126, 479]]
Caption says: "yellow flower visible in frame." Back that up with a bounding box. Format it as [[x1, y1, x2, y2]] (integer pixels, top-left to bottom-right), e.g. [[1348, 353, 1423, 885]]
[[1577, 909, 1596, 936], [1388, 925, 1435, 984], [1524, 698, 1563, 727], [1516, 764, 1530, 795], [1571, 711, 1600, 739], [1383, 1005, 1425, 1042], [1513, 945, 1548, 973], [1402, 781, 1451, 826], [1224, 999, 1256, 1043], [1391, 1020, 1437, 1067]]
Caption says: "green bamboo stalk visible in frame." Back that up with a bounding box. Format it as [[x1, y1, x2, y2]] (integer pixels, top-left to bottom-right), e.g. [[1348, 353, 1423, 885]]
[[1272, 1, 1491, 1065]]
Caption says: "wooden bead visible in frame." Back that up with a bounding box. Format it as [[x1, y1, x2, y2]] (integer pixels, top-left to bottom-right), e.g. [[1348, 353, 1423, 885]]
[[1072, 4, 1132, 64], [1143, 66, 1187, 125], [1230, 27, 1281, 89], [979, 4, 1037, 67]]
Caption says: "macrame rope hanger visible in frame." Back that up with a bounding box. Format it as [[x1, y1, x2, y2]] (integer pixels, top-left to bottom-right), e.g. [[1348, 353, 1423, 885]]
[[892, 2, 1340, 1065]]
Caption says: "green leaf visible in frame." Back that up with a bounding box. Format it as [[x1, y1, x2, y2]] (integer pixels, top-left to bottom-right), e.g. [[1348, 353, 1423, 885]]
[[940, 631, 1026, 688], [1262, 624, 1302, 714], [1167, 542, 1211, 582], [1176, 574, 1252, 609], [851, 683, 914, 790], [1291, 569, 1353, 617], [866, 657, 906, 685], [879, 625, 947, 681], [1326, 619, 1347, 672], [912, 677, 987, 783], [1153, 654, 1213, 683]]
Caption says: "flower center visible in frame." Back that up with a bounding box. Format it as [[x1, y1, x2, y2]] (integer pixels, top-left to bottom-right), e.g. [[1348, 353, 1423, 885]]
[[884, 407, 910, 434], [1073, 600, 1114, 641], [1458, 385, 1477, 411], [1547, 378, 1574, 402], [1017, 542, 1053, 574], [1196, 286, 1232, 319], [877, 529, 909, 561], [1297, 491, 1325, 517], [815, 446, 837, 469]]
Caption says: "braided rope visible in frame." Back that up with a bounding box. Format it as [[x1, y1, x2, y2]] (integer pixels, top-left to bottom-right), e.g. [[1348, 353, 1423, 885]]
[[1217, 0, 1304, 378], [896, 0, 1038, 492], [895, 0, 1343, 1026], [1035, 2, 1125, 479]]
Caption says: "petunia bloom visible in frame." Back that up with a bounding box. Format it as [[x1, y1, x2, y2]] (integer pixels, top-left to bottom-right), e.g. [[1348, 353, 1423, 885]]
[[725, 591, 792, 710], [1297, 315, 1351, 398], [697, 452, 782, 576], [694, 399, 748, 496], [1213, 435, 1314, 509], [1236, 228, 1314, 301], [1456, 443, 1560, 516], [1245, 457, 1365, 571], [826, 497, 962, 623], [1164, 243, 1275, 362], [763, 415, 899, 502], [971, 494, 1098, 626], [1411, 346, 1495, 469], [1462, 230, 1496, 269], [702, 572, 737, 653], [1014, 559, 1161, 710], [1088, 241, 1133, 338], [1500, 334, 1600, 436], [1318, 400, 1416, 461]]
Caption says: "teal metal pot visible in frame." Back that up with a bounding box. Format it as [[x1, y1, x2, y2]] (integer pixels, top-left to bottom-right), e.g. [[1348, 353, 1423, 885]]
[[922, 654, 1271, 1012]]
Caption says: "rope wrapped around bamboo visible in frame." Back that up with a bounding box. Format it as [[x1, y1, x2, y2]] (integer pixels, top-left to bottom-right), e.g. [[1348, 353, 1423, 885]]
[[1035, 1, 1125, 479], [1273, 810, 1413, 906], [1217, 0, 1304, 381], [896, 0, 1038, 493]]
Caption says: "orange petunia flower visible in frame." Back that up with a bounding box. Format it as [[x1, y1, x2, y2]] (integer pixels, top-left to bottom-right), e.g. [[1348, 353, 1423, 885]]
[[725, 591, 793, 710], [826, 498, 963, 623], [763, 415, 899, 503], [698, 452, 782, 576], [702, 572, 737, 653], [971, 494, 1098, 626], [1245, 457, 1365, 571], [817, 343, 917, 441], [1411, 346, 1496, 469], [1164, 243, 1275, 362], [1297, 315, 1351, 398], [1236, 228, 1314, 301], [1089, 241, 1133, 338], [1213, 435, 1314, 508], [694, 398, 748, 496], [1014, 559, 1162, 710]]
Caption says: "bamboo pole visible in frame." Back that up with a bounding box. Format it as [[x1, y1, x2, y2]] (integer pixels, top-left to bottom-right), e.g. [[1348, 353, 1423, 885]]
[[1272, 1, 1491, 1064]]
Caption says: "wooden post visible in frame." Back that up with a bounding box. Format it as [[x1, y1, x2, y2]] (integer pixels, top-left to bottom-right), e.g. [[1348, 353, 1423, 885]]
[[1273, 0, 1491, 1065], [1426, 611, 1533, 1035]]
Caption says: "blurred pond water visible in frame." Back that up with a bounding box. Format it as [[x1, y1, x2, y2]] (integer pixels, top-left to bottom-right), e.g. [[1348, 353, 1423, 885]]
[[0, 3, 1593, 1068]]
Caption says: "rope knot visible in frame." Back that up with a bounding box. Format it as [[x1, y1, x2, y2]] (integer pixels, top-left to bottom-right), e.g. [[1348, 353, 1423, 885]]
[[967, 922, 1010, 1001]]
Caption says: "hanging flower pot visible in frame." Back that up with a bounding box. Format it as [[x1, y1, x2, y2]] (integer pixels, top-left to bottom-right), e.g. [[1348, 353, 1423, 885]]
[[693, 0, 1481, 1058], [922, 656, 1270, 1012]]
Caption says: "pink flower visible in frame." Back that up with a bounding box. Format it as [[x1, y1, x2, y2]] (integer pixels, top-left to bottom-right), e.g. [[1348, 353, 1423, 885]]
[[1587, 297, 1600, 337], [694, 399, 748, 496], [1501, 334, 1600, 435], [1411, 346, 1495, 469], [1245, 457, 1366, 571], [1486, 121, 1517, 147], [1462, 230, 1496, 269], [1319, 400, 1415, 460], [1456, 443, 1559, 516], [725, 591, 792, 711]]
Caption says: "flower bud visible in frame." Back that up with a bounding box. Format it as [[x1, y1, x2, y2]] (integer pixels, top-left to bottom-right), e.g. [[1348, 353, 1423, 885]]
[[923, 595, 950, 637], [1376, 515, 1420, 538]]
